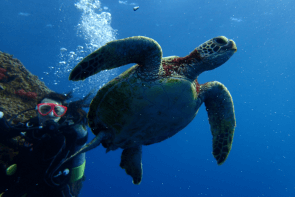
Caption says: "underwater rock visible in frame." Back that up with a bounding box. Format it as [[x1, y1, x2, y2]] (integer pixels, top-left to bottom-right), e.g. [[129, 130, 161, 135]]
[[0, 51, 53, 192], [0, 51, 53, 124]]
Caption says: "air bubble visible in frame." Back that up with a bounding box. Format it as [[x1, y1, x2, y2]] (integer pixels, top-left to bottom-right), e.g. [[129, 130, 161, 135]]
[[76, 57, 84, 61], [59, 61, 67, 65], [48, 0, 118, 97]]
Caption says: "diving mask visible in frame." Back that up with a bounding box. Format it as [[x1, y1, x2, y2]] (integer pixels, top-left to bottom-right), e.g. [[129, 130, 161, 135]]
[[37, 103, 67, 117]]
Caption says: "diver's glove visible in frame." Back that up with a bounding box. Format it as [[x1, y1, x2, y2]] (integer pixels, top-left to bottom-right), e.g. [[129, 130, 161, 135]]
[[0, 111, 22, 138], [0, 111, 10, 130]]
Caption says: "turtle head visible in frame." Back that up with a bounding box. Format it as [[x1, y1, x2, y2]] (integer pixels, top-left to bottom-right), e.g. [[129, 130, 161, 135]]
[[195, 36, 237, 72], [172, 36, 237, 80]]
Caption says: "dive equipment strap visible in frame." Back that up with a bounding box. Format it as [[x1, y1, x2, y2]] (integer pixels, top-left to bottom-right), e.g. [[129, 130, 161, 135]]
[[69, 160, 86, 183]]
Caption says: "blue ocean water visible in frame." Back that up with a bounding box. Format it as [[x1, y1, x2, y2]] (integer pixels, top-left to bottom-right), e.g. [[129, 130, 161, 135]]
[[1, 0, 294, 196]]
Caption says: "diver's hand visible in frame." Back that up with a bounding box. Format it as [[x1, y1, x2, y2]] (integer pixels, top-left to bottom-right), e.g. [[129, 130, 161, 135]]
[[0, 111, 20, 138], [0, 111, 10, 136], [0, 111, 11, 131], [0, 111, 9, 130]]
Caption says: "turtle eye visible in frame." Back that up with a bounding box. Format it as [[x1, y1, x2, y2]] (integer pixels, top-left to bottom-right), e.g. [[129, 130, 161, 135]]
[[213, 37, 228, 45]]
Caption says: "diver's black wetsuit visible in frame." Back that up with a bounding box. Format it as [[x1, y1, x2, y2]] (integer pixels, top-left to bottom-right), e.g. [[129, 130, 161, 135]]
[[0, 116, 88, 197]]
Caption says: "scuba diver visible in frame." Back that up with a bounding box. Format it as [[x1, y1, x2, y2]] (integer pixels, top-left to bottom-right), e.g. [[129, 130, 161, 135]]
[[0, 92, 91, 197]]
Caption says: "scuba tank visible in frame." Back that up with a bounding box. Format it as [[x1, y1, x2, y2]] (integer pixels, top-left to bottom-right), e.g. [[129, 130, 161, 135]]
[[44, 120, 88, 187], [69, 124, 87, 183]]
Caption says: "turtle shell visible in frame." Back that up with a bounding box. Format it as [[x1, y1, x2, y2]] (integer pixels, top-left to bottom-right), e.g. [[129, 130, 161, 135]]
[[87, 67, 199, 150]]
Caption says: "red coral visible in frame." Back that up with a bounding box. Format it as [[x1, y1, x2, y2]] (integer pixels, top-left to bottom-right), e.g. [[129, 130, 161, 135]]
[[26, 92, 37, 99], [0, 68, 7, 81], [0, 73, 7, 81], [15, 89, 37, 99], [15, 89, 26, 96], [0, 68, 7, 74]]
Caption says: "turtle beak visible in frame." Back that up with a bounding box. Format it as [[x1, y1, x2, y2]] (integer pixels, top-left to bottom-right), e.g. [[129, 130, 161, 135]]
[[226, 40, 237, 53], [212, 36, 237, 53]]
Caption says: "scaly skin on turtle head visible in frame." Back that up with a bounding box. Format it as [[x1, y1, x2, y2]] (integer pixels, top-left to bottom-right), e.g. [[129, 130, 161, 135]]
[[196, 36, 237, 71], [163, 36, 237, 80]]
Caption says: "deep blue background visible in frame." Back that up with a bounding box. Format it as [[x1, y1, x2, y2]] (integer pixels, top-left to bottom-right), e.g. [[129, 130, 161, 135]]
[[1, 0, 294, 196]]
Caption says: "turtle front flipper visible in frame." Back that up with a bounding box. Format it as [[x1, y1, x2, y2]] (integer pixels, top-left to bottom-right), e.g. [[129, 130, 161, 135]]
[[69, 36, 163, 81], [199, 81, 236, 165], [120, 146, 143, 185]]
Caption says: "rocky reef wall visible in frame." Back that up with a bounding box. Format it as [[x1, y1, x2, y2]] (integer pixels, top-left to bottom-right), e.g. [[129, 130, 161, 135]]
[[0, 51, 52, 124], [0, 52, 52, 194]]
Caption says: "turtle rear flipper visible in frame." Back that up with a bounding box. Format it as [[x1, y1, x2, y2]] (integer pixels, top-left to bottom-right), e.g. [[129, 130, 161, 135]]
[[63, 131, 106, 164], [120, 146, 142, 185], [69, 36, 163, 81], [200, 81, 236, 165]]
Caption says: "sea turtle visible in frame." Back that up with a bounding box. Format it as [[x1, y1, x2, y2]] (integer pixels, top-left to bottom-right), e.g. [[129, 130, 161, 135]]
[[67, 36, 237, 184]]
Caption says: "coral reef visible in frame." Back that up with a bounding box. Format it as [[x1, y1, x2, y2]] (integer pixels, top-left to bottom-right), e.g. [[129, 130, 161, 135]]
[[0, 51, 53, 190], [0, 68, 7, 81], [0, 51, 52, 124], [15, 89, 37, 100], [0, 52, 85, 196]]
